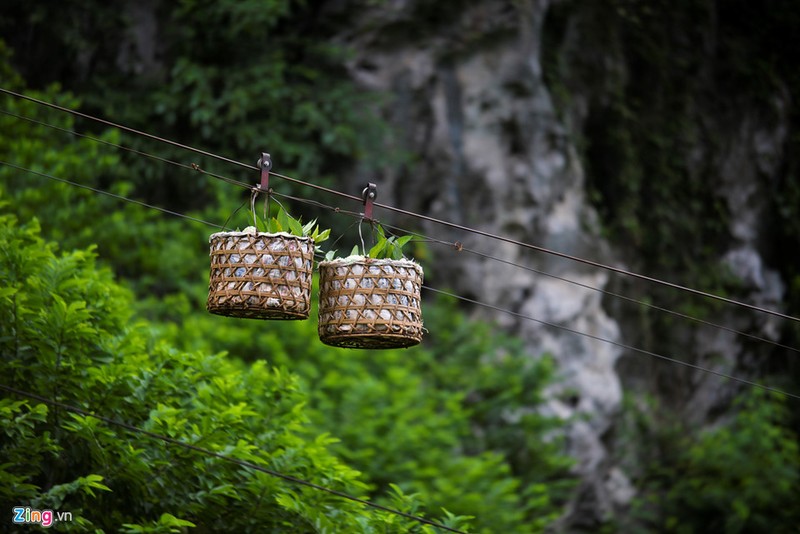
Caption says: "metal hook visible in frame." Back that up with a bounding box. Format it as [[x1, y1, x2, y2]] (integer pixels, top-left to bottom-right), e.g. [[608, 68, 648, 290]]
[[362, 182, 377, 221], [257, 152, 272, 191]]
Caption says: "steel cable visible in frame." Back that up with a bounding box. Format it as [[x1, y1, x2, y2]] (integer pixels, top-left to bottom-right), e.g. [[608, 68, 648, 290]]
[[3, 159, 796, 400], [2, 86, 797, 323]]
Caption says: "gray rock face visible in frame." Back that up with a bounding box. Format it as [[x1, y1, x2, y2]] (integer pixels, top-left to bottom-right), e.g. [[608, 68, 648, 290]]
[[333, 0, 792, 527], [336, 0, 630, 523], [718, 110, 787, 322]]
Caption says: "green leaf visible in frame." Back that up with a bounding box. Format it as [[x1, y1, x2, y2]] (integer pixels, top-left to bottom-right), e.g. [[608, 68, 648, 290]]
[[267, 217, 282, 233], [159, 513, 196, 528], [287, 215, 303, 237], [369, 237, 387, 259], [0, 286, 17, 298], [315, 228, 331, 244], [82, 474, 112, 494], [277, 208, 290, 233], [302, 218, 317, 236], [395, 235, 413, 248]]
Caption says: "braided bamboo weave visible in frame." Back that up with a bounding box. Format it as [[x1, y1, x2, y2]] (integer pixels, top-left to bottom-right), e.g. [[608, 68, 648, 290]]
[[207, 230, 314, 320], [318, 258, 423, 349]]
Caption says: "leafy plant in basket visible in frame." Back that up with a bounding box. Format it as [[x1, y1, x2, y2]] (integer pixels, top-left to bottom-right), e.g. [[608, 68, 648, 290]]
[[338, 224, 413, 260], [207, 207, 329, 320], [257, 206, 331, 251], [317, 224, 424, 349]]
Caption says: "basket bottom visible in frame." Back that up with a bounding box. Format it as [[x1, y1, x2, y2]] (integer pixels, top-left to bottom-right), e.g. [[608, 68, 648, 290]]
[[207, 305, 309, 320], [319, 333, 421, 349]]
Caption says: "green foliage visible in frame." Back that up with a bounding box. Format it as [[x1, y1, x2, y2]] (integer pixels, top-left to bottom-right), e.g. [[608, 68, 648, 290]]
[[0, 76, 211, 299], [542, 0, 793, 353], [367, 225, 414, 260], [542, 0, 799, 294], [0, 64, 572, 528], [1, 0, 396, 190], [568, 1, 730, 279], [664, 390, 800, 532], [342, 224, 414, 260], [0, 210, 473, 532], [621, 390, 800, 533], [260, 206, 330, 242], [168, 292, 574, 533], [0, 14, 574, 532], [1, 0, 402, 257], [423, 298, 575, 497], [0, 201, 573, 532]]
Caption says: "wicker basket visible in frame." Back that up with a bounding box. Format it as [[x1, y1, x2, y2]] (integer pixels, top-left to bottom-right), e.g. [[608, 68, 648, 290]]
[[318, 257, 423, 349], [207, 230, 314, 320]]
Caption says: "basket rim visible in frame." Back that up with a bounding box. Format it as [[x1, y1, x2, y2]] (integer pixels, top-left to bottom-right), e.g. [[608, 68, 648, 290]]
[[209, 229, 313, 242], [319, 256, 421, 270]]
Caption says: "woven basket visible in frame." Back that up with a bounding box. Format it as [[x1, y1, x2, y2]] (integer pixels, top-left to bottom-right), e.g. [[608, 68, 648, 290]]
[[318, 257, 424, 349], [207, 230, 314, 320]]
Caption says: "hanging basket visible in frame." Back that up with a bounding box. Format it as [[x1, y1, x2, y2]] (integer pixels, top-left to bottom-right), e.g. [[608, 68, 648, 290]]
[[207, 229, 314, 320], [318, 257, 424, 349]]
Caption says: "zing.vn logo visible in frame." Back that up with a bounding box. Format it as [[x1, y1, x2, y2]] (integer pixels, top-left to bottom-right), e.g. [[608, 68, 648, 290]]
[[12, 507, 73, 528]]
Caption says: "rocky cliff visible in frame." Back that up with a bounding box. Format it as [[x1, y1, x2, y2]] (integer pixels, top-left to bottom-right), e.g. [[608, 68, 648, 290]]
[[325, 0, 797, 527]]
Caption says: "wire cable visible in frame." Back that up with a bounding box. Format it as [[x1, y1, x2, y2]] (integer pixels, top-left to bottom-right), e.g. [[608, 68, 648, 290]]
[[16, 106, 781, 356], [0, 383, 466, 534], [0, 160, 221, 229], [419, 232, 800, 355], [12, 101, 798, 356], [260, 194, 800, 399], [375, 204, 800, 323], [7, 106, 794, 354], [422, 287, 800, 400], [263, 188, 800, 396], [3, 86, 796, 323], [0, 87, 253, 173], [273, 191, 800, 356], [0, 108, 253, 192], [15, 158, 797, 401]]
